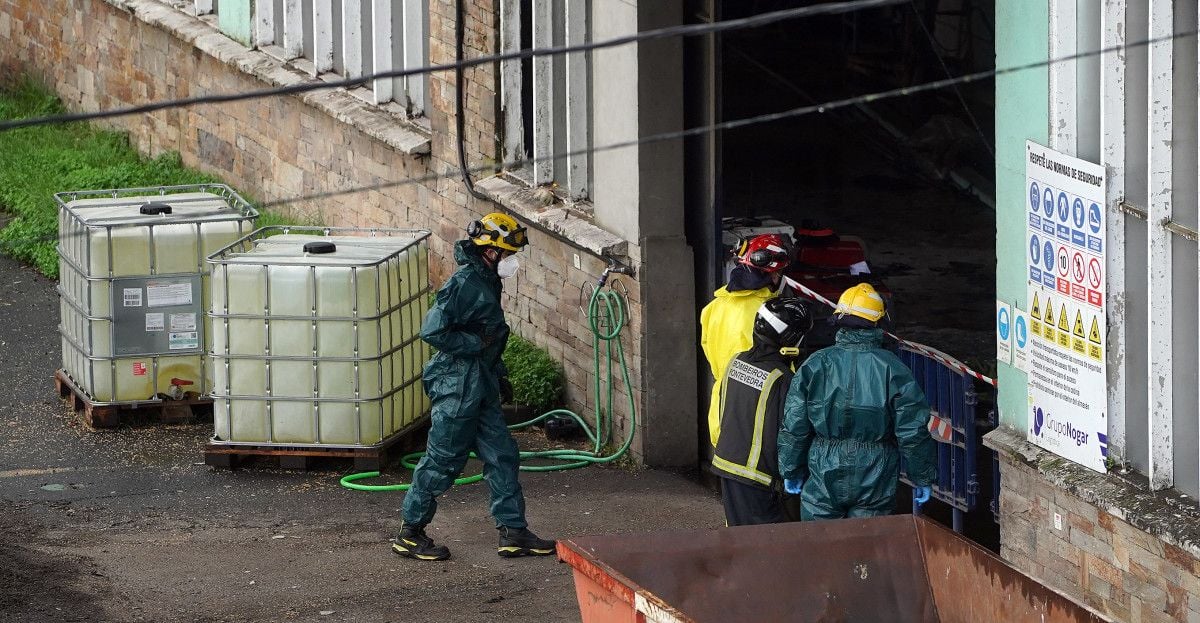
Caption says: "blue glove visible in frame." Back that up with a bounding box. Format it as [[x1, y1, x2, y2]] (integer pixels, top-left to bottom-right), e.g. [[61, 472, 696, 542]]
[[913, 485, 932, 505], [783, 478, 804, 495]]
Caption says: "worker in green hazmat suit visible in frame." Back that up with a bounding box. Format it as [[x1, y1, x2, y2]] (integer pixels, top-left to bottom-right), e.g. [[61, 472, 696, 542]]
[[778, 283, 937, 520], [394, 212, 555, 562]]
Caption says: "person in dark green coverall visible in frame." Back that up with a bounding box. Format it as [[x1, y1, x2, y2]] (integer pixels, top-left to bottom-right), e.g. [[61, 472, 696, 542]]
[[778, 283, 937, 520], [393, 212, 555, 562]]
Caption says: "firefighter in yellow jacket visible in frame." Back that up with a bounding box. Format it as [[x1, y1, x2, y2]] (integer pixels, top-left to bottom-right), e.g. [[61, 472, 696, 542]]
[[700, 234, 792, 447]]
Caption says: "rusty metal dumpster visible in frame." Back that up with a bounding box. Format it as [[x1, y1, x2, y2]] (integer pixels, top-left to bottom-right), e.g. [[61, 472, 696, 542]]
[[557, 515, 1108, 623]]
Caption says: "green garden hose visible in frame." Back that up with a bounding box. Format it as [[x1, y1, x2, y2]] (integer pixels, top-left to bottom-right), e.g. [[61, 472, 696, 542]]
[[340, 280, 636, 492]]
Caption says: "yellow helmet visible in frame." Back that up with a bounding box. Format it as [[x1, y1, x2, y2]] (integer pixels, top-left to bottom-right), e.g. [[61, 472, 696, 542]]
[[468, 212, 528, 252], [834, 283, 886, 324]]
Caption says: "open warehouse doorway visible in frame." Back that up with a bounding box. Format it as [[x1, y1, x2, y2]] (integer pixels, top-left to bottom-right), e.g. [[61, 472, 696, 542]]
[[716, 0, 995, 357], [683, 0, 999, 540]]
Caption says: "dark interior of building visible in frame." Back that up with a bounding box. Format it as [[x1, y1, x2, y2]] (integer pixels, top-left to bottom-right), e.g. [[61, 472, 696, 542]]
[[685, 0, 999, 546]]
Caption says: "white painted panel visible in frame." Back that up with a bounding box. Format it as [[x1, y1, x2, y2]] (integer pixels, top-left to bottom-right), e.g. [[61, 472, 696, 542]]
[[342, 1, 363, 77], [371, 0, 394, 104], [1101, 0, 1128, 463], [499, 0, 525, 163], [532, 0, 554, 184], [564, 0, 589, 198], [1077, 0, 1102, 161], [1147, 0, 1174, 490], [1050, 0, 1078, 154], [312, 0, 336, 74], [403, 0, 427, 113], [255, 0, 276, 46], [282, 0, 303, 59]]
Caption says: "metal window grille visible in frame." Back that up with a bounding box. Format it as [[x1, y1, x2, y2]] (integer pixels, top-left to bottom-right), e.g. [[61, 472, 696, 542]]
[[207, 0, 429, 114], [500, 0, 593, 200]]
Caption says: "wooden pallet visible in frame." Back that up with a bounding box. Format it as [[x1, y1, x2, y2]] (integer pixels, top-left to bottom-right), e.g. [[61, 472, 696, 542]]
[[203, 418, 430, 472], [54, 369, 213, 429]]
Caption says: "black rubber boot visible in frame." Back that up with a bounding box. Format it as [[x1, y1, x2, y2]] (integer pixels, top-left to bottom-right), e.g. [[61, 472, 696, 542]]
[[392, 524, 451, 561], [496, 526, 556, 558]]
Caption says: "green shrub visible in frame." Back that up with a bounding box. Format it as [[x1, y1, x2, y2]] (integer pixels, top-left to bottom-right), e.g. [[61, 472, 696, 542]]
[[502, 334, 564, 412], [0, 76, 302, 277]]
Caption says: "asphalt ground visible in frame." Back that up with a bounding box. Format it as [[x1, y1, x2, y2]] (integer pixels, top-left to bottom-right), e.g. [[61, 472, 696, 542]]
[[0, 253, 723, 623]]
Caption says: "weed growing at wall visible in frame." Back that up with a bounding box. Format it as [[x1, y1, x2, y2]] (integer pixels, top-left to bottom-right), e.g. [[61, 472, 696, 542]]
[[0, 76, 300, 277], [502, 335, 565, 413]]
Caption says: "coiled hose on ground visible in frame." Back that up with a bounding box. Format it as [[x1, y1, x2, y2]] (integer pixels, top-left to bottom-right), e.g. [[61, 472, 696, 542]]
[[340, 279, 635, 492]]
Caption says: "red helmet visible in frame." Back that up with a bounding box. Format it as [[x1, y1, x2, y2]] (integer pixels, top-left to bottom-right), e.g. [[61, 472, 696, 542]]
[[737, 234, 792, 273]]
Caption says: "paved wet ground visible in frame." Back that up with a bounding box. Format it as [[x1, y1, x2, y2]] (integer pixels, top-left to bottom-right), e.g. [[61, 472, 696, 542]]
[[0, 254, 723, 623]]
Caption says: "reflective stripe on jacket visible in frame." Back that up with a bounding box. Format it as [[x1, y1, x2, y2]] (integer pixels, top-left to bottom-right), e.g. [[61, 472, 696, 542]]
[[711, 346, 793, 489], [700, 285, 777, 446]]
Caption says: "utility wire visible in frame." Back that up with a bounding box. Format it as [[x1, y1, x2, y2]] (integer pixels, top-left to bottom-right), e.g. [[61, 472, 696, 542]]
[[0, 0, 907, 133], [2, 25, 1197, 250], [263, 25, 1199, 208]]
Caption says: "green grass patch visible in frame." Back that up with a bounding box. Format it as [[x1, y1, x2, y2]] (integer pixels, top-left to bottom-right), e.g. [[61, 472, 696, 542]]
[[0, 76, 304, 277]]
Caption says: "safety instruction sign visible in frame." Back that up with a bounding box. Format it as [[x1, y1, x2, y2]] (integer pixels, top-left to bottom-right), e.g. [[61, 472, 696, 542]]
[[996, 301, 1012, 365], [1025, 141, 1107, 472], [1013, 308, 1030, 373]]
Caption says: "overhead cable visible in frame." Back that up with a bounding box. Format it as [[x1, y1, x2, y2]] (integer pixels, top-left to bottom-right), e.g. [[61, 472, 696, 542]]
[[2, 25, 1196, 248], [0, 0, 907, 132]]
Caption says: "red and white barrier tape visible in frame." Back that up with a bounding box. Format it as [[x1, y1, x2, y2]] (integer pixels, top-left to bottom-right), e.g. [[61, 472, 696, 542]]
[[783, 277, 998, 388]]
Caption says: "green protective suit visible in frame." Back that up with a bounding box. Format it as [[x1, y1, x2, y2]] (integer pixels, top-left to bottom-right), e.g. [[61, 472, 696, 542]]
[[402, 240, 526, 529], [778, 328, 936, 521]]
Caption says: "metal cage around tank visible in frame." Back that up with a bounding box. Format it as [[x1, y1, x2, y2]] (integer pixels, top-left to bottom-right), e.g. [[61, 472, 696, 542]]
[[205, 226, 433, 449], [56, 184, 258, 405]]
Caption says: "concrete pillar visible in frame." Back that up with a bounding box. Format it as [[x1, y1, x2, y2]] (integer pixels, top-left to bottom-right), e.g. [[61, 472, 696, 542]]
[[994, 3, 1049, 430], [592, 0, 696, 467]]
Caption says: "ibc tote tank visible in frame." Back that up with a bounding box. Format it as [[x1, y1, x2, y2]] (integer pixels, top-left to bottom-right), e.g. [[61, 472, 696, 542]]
[[207, 227, 432, 447], [56, 185, 258, 404]]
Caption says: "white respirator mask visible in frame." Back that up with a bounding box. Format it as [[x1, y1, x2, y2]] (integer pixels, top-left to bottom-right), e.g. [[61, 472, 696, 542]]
[[497, 255, 520, 279]]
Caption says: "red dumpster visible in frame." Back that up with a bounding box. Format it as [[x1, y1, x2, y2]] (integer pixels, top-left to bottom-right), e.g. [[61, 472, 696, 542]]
[[557, 515, 1109, 623]]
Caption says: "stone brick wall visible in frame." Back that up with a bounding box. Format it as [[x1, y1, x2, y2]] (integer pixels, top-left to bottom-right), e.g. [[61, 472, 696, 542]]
[[991, 429, 1200, 622], [0, 0, 647, 457]]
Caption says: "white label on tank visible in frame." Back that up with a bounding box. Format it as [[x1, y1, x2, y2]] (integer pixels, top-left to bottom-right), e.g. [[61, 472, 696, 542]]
[[145, 313, 165, 332], [123, 288, 143, 307], [169, 313, 196, 332], [147, 282, 193, 308], [168, 331, 199, 350]]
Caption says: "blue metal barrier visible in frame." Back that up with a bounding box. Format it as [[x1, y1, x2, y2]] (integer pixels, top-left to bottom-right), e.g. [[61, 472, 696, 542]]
[[897, 347, 995, 533]]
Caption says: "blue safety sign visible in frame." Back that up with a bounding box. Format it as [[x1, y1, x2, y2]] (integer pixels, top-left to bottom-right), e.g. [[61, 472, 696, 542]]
[[1015, 314, 1028, 349], [1057, 192, 1070, 223], [1072, 198, 1085, 228], [1088, 203, 1102, 234], [1030, 182, 1040, 212], [1043, 188, 1055, 218], [1030, 234, 1041, 264], [998, 306, 1011, 341], [1043, 241, 1055, 272]]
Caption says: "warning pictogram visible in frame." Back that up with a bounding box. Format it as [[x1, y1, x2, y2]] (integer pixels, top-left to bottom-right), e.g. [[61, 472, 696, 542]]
[[1031, 292, 1041, 318], [1073, 311, 1086, 338], [1056, 304, 1071, 348], [1071, 252, 1084, 283], [1043, 299, 1054, 325], [1088, 257, 1102, 289], [1089, 317, 1102, 344]]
